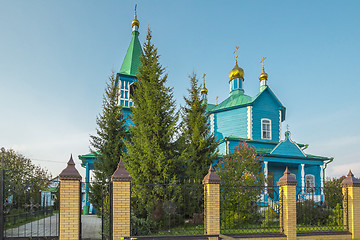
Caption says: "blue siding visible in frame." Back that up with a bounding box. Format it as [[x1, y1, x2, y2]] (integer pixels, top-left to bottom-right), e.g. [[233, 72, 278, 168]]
[[252, 91, 281, 142], [214, 107, 248, 140]]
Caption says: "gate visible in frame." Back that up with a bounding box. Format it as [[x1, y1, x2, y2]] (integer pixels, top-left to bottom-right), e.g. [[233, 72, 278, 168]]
[[1, 169, 59, 239], [81, 181, 112, 240]]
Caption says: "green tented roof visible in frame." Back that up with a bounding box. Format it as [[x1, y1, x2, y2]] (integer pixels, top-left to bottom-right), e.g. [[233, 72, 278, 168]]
[[119, 31, 142, 77]]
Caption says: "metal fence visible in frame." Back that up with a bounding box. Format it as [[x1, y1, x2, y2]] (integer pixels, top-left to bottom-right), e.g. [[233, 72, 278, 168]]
[[130, 182, 204, 237], [1, 170, 59, 239], [220, 184, 282, 235], [296, 186, 348, 233]]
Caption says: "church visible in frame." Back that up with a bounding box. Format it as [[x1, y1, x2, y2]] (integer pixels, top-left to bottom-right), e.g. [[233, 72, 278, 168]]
[[202, 48, 332, 203], [79, 9, 332, 212]]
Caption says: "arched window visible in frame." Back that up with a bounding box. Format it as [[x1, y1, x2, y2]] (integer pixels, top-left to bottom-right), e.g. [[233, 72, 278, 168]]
[[261, 118, 272, 140], [305, 174, 315, 193]]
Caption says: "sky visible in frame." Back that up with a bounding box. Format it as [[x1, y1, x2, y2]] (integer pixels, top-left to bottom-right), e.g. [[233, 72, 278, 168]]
[[1, 0, 359, 179]]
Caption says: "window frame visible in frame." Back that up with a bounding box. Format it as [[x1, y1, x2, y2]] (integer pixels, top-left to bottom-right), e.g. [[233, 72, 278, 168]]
[[305, 174, 315, 193], [261, 118, 272, 140]]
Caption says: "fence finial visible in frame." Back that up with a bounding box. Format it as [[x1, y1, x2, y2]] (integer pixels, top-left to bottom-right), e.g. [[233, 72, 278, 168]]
[[59, 154, 82, 180], [203, 164, 221, 184], [341, 170, 360, 187], [112, 156, 131, 182], [277, 166, 297, 186]]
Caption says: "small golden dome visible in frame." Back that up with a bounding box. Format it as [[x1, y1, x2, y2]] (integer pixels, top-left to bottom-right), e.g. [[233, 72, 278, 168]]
[[132, 18, 139, 27], [228, 60, 244, 82], [259, 72, 268, 81], [201, 87, 208, 95]]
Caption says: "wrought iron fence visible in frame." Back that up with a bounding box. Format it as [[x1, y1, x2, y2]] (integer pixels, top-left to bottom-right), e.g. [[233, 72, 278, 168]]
[[220, 184, 282, 235], [2, 170, 59, 239], [130, 182, 204, 237], [296, 186, 348, 233]]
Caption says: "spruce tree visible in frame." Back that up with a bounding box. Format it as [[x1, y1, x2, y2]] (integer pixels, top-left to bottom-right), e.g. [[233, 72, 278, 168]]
[[89, 72, 127, 209], [125, 28, 178, 184], [179, 71, 218, 181]]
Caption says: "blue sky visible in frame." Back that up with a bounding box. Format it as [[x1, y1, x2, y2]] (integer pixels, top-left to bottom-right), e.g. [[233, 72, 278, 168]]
[[1, 0, 359, 179]]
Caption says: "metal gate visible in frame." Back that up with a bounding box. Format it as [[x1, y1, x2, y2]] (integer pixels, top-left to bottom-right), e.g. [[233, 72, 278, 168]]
[[81, 181, 112, 240], [1, 169, 59, 239]]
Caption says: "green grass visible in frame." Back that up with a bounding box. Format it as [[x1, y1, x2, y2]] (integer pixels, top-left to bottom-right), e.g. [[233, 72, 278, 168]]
[[297, 225, 347, 233], [221, 227, 281, 235], [141, 224, 204, 236]]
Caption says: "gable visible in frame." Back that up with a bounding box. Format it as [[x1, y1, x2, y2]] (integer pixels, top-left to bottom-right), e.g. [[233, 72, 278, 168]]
[[253, 86, 286, 121], [270, 131, 306, 157]]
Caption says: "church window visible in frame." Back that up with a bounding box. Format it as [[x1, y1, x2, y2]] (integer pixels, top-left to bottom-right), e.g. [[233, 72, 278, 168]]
[[119, 80, 134, 107], [261, 119, 271, 140], [305, 174, 315, 193]]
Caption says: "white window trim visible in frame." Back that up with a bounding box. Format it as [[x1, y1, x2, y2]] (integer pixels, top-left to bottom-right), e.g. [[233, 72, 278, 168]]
[[210, 114, 215, 135], [261, 118, 272, 140]]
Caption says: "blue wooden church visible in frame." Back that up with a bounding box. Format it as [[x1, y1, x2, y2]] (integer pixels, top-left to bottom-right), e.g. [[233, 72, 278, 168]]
[[202, 50, 332, 203], [79, 10, 332, 212]]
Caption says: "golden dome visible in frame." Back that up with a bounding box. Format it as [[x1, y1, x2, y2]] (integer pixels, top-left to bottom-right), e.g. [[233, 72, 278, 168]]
[[132, 18, 139, 27], [228, 60, 244, 82], [259, 72, 268, 81], [201, 87, 208, 95]]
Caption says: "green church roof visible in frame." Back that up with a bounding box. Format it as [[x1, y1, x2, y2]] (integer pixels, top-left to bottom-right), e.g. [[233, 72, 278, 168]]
[[209, 90, 253, 112], [119, 31, 142, 77]]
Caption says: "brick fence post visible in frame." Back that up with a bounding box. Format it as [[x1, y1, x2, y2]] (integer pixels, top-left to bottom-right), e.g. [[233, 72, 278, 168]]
[[277, 167, 297, 240], [111, 157, 131, 239], [59, 155, 82, 240], [341, 170, 360, 239], [203, 165, 221, 240]]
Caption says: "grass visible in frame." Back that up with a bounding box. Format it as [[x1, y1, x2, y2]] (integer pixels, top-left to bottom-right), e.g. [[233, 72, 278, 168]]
[[297, 225, 347, 233], [221, 227, 281, 235]]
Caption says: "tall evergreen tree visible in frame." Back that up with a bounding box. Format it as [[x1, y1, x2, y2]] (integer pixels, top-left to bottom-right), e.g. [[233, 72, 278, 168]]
[[125, 28, 179, 184], [89, 72, 127, 209], [179, 72, 218, 181]]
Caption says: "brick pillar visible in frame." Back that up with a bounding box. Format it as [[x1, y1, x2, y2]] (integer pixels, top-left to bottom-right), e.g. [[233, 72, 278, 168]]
[[203, 165, 221, 240], [277, 167, 297, 240], [341, 170, 360, 239], [59, 155, 82, 240], [111, 157, 131, 239]]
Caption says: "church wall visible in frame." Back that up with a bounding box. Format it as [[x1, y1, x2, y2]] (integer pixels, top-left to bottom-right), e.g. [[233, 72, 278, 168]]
[[252, 92, 281, 142], [215, 107, 248, 140], [305, 164, 321, 187]]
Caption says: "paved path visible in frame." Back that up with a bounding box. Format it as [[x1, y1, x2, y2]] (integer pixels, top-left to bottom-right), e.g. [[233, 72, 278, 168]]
[[5, 213, 59, 238], [81, 215, 102, 240], [5, 214, 102, 240]]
